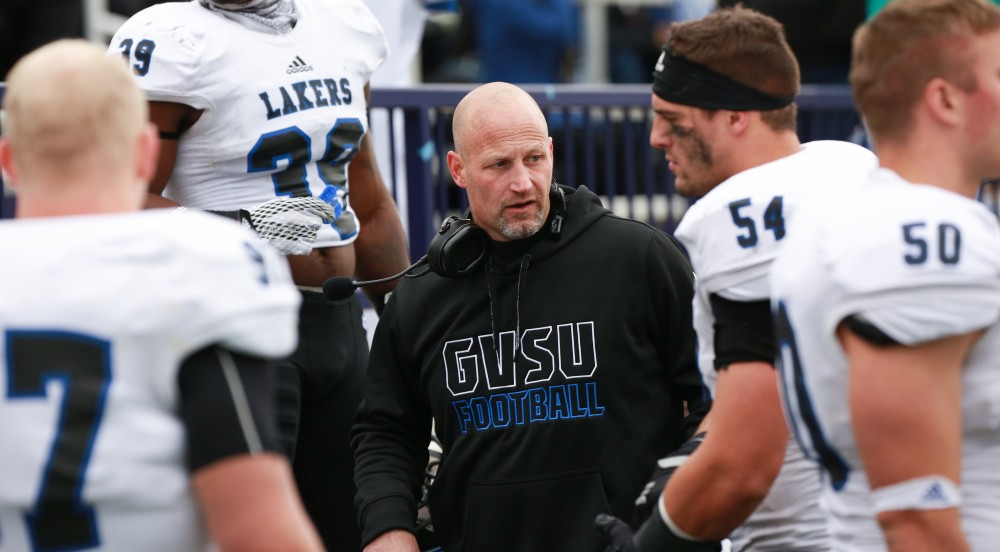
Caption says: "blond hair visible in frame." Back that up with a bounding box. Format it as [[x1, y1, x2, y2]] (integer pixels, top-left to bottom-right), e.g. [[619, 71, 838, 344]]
[[3, 39, 148, 177], [851, 0, 1000, 144]]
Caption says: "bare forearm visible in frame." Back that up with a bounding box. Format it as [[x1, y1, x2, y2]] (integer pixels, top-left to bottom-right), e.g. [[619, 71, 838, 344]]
[[662, 362, 788, 539], [661, 441, 780, 538], [355, 203, 410, 297], [879, 509, 969, 552], [145, 192, 179, 209], [364, 529, 420, 552]]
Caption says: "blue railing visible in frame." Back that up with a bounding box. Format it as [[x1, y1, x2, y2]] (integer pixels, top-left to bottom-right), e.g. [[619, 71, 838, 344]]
[[0, 83, 862, 258], [369, 84, 861, 257]]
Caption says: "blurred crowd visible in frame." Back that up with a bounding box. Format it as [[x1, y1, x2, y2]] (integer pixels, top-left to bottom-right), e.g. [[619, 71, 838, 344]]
[[1, 0, 874, 86]]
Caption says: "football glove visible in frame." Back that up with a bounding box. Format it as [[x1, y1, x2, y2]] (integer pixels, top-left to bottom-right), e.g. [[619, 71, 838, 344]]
[[594, 511, 721, 552], [631, 432, 705, 527], [240, 195, 341, 256]]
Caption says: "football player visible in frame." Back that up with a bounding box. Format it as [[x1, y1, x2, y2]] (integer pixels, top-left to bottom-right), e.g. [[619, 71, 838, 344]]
[[108, 0, 411, 548], [596, 6, 877, 551], [0, 40, 320, 552], [771, 0, 1000, 550]]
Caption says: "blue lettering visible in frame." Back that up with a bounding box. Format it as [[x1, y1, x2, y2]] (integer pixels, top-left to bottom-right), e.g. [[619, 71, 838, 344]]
[[585, 382, 605, 416], [548, 385, 570, 420], [340, 78, 352, 104], [324, 79, 342, 106], [490, 395, 511, 428], [508, 391, 529, 425], [308, 79, 328, 107], [450, 383, 606, 434], [279, 86, 298, 116], [528, 388, 548, 422], [453, 400, 472, 434], [259, 92, 281, 120], [470, 397, 492, 431], [568, 383, 590, 417], [291, 82, 315, 111]]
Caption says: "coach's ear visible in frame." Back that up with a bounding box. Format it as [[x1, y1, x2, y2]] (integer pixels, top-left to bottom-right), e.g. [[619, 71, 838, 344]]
[[0, 138, 19, 189]]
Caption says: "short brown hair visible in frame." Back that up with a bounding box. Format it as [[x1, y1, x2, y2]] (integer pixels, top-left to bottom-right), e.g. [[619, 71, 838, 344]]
[[667, 6, 801, 131], [851, 0, 1000, 145]]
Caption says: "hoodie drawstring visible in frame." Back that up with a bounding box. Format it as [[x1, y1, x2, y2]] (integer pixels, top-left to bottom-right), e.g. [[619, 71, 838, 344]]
[[484, 253, 532, 371]]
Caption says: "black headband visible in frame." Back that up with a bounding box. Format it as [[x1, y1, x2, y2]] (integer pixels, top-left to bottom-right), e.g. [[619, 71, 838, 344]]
[[652, 49, 794, 111]]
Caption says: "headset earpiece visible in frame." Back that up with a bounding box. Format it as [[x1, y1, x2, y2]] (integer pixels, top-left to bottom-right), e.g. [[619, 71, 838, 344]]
[[427, 215, 489, 278]]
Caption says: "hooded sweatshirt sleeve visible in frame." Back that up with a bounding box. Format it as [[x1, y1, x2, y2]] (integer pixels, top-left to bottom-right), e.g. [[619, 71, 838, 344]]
[[351, 293, 433, 547], [644, 230, 708, 438]]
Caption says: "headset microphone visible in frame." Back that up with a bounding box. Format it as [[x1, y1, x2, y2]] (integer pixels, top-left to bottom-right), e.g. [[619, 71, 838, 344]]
[[322, 255, 429, 302], [322, 183, 566, 302]]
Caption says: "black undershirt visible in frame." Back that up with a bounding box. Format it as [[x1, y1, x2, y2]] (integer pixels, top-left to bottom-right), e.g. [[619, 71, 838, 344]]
[[177, 345, 283, 472]]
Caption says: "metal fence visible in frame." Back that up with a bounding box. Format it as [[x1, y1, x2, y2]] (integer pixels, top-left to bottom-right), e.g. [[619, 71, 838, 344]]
[[369, 84, 861, 257], [0, 83, 863, 257]]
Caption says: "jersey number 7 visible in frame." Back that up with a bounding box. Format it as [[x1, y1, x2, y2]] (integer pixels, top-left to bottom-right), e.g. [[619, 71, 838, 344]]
[[5, 330, 111, 552]]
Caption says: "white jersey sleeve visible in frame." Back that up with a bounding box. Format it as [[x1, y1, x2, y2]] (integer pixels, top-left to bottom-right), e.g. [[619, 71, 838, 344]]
[[825, 173, 1000, 344], [107, 0, 388, 247], [0, 209, 300, 552], [675, 141, 877, 301], [167, 210, 301, 357], [107, 3, 217, 109], [771, 168, 1000, 551]]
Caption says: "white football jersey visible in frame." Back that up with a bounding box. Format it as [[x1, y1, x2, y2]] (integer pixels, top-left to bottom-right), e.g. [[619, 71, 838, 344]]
[[771, 168, 1000, 551], [674, 140, 878, 551], [0, 210, 300, 552], [108, 0, 388, 247]]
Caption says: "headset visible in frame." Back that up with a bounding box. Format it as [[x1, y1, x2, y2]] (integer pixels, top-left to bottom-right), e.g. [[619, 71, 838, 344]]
[[428, 180, 566, 278], [322, 181, 567, 300]]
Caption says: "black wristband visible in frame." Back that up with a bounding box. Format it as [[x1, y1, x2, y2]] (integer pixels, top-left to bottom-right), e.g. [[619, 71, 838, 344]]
[[206, 209, 240, 220], [633, 509, 721, 552], [206, 209, 257, 232]]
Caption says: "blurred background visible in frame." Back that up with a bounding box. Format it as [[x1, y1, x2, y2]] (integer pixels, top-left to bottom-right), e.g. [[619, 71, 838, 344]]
[[0, 0, 888, 246]]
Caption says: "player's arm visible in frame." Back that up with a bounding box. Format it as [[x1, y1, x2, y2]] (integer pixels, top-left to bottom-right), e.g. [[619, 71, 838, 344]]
[[661, 295, 788, 538], [598, 293, 783, 551], [839, 322, 974, 552], [349, 83, 411, 306], [178, 345, 322, 552], [363, 530, 420, 552], [145, 100, 203, 209]]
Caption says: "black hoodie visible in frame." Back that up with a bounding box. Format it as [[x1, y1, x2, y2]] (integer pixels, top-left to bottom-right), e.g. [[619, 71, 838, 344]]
[[352, 185, 707, 551]]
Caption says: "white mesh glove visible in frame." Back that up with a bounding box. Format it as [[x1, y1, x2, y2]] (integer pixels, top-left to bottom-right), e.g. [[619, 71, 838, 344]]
[[240, 196, 340, 256]]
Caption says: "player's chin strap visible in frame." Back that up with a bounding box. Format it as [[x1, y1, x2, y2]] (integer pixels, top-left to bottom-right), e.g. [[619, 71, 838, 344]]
[[199, 0, 298, 34]]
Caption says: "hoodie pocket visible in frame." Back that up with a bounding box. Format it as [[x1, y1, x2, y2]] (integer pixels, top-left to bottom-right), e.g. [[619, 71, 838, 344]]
[[463, 467, 611, 552]]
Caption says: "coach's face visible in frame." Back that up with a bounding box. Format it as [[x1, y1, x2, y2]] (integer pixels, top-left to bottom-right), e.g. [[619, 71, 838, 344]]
[[448, 110, 554, 242], [650, 94, 728, 198]]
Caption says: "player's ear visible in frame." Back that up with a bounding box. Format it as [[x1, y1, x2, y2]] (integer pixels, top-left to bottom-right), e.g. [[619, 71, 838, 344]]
[[136, 122, 160, 185], [924, 76, 963, 129], [727, 110, 752, 136], [0, 138, 19, 189]]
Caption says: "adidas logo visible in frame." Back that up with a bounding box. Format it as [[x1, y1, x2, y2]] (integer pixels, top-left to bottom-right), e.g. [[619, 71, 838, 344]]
[[921, 482, 946, 503], [286, 56, 314, 74]]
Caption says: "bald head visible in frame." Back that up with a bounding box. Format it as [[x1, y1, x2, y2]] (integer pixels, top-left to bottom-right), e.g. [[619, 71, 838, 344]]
[[452, 82, 548, 157], [3, 39, 148, 178]]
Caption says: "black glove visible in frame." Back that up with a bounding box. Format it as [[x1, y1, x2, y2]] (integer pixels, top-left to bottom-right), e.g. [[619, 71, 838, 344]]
[[631, 432, 706, 527], [595, 514, 637, 552], [595, 510, 722, 552]]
